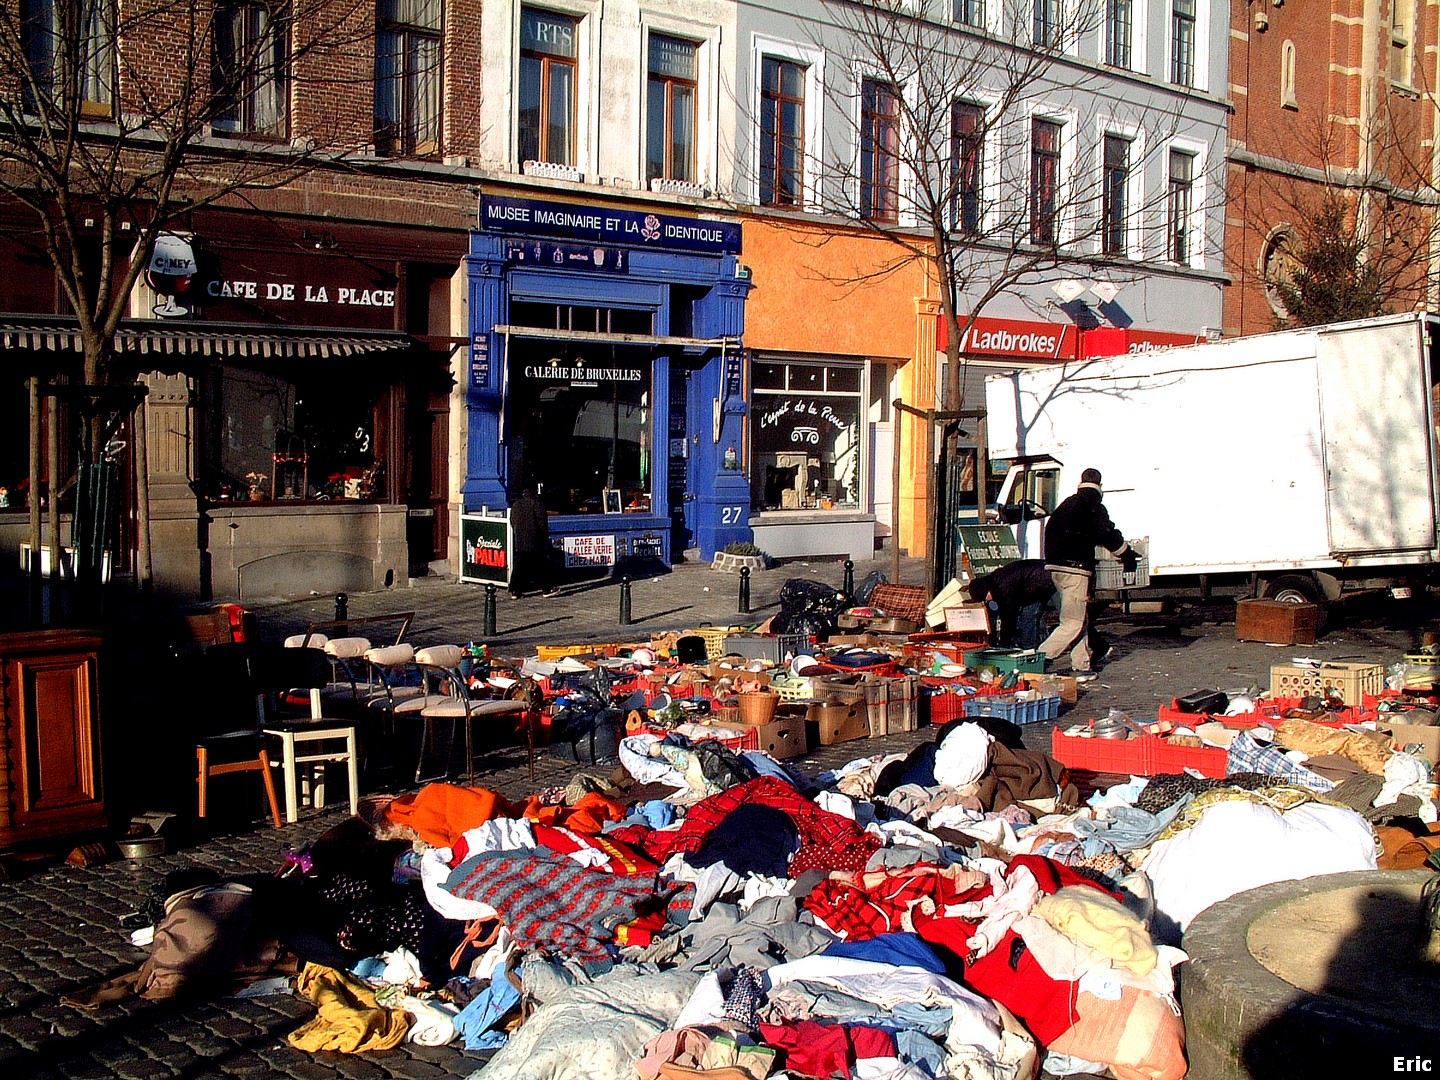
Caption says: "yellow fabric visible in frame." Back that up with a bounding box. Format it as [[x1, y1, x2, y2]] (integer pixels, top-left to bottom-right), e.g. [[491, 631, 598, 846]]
[[1275, 719, 1391, 775], [288, 963, 410, 1053], [1032, 886, 1158, 976]]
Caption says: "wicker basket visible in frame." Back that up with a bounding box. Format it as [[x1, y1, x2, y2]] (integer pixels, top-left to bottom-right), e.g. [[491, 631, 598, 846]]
[[738, 691, 780, 726]]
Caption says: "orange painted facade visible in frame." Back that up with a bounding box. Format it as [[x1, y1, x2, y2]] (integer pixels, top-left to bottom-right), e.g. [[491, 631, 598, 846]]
[[742, 216, 936, 556]]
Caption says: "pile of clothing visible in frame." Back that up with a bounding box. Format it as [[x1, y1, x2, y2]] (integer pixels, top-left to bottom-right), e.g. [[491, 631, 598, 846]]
[[74, 716, 1394, 1080]]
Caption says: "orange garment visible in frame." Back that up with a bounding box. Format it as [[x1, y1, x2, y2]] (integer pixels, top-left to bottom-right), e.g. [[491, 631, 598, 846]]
[[521, 791, 625, 835], [384, 784, 519, 849], [1376, 823, 1440, 870]]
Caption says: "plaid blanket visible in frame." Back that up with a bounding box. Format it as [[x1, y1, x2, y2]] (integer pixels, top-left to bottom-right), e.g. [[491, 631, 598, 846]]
[[444, 847, 678, 961], [1226, 731, 1336, 793]]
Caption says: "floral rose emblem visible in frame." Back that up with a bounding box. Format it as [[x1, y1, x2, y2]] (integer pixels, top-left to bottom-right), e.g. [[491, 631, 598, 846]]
[[640, 214, 662, 242]]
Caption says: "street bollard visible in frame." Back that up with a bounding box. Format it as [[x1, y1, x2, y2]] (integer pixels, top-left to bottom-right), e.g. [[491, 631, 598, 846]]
[[619, 577, 633, 625], [843, 559, 855, 597], [334, 592, 348, 622], [484, 584, 497, 636], [738, 566, 751, 614]]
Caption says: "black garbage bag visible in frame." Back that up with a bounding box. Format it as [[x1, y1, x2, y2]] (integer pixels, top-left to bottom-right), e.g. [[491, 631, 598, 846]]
[[550, 704, 624, 765], [853, 571, 888, 607], [773, 577, 848, 639]]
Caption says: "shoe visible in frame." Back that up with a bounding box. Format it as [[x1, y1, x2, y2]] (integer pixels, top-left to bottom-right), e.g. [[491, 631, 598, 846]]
[[542, 588, 560, 597], [509, 590, 522, 600], [1071, 670, 1099, 683]]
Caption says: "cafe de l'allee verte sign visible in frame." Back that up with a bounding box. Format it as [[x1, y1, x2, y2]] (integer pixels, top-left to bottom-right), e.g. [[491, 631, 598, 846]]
[[481, 195, 742, 255]]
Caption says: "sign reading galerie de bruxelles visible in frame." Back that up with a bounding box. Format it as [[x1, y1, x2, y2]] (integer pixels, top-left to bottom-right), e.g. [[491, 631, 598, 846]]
[[482, 195, 742, 255]]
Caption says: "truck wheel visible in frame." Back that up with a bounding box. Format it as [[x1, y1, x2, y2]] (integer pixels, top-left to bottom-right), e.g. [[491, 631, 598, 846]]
[[1262, 574, 1323, 605]]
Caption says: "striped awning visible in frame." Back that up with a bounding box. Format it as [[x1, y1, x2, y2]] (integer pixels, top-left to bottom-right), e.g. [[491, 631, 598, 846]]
[[0, 317, 413, 359]]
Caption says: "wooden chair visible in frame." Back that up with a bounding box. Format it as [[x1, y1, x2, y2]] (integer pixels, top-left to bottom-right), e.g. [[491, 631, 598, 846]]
[[194, 644, 282, 829], [255, 646, 361, 824]]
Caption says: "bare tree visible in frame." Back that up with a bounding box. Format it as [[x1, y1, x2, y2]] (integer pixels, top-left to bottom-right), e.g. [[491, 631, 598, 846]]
[[0, 0, 376, 596], [740, 0, 1214, 573]]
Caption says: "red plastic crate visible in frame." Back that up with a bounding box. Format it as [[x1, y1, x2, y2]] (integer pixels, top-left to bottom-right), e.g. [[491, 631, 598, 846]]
[[1147, 737, 1228, 779], [1050, 729, 1150, 774], [1157, 697, 1369, 729]]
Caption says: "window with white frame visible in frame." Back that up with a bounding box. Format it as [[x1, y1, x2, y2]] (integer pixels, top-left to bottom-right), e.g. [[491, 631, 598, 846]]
[[760, 57, 805, 207], [1105, 0, 1132, 69], [953, 0, 984, 28], [212, 1, 287, 138], [1170, 0, 1196, 86], [375, 0, 442, 157], [646, 34, 698, 183], [1030, 117, 1062, 245], [951, 101, 984, 234], [861, 79, 900, 223], [1101, 133, 1129, 256], [1033, 0, 1061, 49], [517, 7, 577, 166], [21, 0, 113, 116], [1167, 148, 1195, 265]]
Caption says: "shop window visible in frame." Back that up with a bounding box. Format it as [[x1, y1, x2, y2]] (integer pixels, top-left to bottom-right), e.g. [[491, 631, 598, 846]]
[[759, 56, 805, 207], [212, 0, 288, 138], [518, 6, 577, 167], [507, 342, 652, 515], [375, 0, 442, 158], [508, 301, 654, 335], [21, 0, 114, 116], [750, 360, 863, 512], [209, 366, 381, 503], [860, 80, 900, 224], [647, 33, 698, 184]]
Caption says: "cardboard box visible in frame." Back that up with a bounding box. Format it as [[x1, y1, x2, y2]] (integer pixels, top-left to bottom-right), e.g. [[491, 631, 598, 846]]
[[1386, 723, 1440, 765], [1236, 599, 1320, 645], [811, 700, 870, 745], [749, 716, 808, 760], [944, 604, 991, 634], [1021, 673, 1079, 706]]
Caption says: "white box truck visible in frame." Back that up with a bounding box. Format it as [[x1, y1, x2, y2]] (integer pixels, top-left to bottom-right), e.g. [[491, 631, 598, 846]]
[[983, 311, 1440, 610]]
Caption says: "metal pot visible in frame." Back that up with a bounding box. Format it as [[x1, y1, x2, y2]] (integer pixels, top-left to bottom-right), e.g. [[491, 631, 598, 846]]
[[116, 835, 166, 859]]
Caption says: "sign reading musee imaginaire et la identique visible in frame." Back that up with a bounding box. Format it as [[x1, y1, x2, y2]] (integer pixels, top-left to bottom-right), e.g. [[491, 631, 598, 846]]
[[482, 195, 741, 255]]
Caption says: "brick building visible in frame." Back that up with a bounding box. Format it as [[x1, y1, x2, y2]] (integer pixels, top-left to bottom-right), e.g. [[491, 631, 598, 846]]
[[1225, 0, 1440, 337]]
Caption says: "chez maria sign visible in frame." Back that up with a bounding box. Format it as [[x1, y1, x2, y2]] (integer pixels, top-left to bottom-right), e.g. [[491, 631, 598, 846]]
[[482, 195, 741, 255]]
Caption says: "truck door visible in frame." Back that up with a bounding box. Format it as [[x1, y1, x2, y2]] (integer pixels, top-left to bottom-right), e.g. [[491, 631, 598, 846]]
[[1316, 319, 1437, 554], [995, 461, 1061, 559]]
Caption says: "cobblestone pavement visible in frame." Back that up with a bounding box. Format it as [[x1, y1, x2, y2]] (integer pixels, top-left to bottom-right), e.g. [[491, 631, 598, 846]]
[[1, 558, 1433, 1080]]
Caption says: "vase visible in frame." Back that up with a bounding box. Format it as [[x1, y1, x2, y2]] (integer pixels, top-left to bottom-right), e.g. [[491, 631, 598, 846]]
[[249, 488, 264, 502]]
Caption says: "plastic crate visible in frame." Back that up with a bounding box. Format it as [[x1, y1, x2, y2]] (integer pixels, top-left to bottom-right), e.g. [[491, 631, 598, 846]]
[[1050, 728, 1150, 773], [768, 675, 817, 702], [1093, 537, 1150, 591], [722, 633, 808, 663], [1147, 736, 1228, 778], [963, 648, 1047, 675], [684, 626, 749, 661], [864, 675, 921, 736], [961, 693, 1062, 724], [1269, 662, 1385, 705], [1156, 696, 1367, 729]]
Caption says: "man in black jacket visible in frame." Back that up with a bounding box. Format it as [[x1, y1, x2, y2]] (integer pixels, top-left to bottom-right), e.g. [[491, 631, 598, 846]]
[[509, 487, 558, 599], [1037, 468, 1135, 680], [967, 559, 1054, 649]]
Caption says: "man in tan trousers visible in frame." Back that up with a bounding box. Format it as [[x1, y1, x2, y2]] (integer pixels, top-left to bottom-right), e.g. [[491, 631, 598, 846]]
[[1038, 468, 1136, 681]]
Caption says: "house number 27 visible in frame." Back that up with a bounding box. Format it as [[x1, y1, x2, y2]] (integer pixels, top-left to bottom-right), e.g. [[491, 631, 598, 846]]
[[720, 506, 745, 525]]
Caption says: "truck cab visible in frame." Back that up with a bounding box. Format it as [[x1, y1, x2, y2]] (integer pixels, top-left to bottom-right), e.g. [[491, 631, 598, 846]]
[[990, 456, 1063, 560]]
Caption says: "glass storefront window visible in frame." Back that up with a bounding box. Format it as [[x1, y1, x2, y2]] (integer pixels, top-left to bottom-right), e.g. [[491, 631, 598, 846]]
[[508, 341, 652, 514], [209, 366, 381, 502], [750, 359, 863, 512]]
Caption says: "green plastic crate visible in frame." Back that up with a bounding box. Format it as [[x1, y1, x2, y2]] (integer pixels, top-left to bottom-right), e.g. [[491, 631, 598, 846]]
[[962, 648, 1047, 675]]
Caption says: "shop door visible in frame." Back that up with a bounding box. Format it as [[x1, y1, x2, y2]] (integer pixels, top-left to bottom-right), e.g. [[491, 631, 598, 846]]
[[405, 377, 449, 575], [668, 367, 693, 552]]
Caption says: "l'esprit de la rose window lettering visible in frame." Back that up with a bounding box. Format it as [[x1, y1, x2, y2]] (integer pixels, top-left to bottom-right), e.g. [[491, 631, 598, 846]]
[[205, 280, 397, 307]]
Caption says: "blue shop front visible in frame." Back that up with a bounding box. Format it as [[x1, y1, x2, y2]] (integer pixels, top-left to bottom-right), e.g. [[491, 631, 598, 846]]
[[464, 194, 752, 570]]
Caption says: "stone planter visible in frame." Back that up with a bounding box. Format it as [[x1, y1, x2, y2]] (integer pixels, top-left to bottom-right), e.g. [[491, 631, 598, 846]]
[[712, 551, 767, 574]]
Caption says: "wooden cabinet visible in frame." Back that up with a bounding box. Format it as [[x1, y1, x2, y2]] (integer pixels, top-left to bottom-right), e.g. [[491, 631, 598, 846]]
[[0, 630, 106, 847]]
